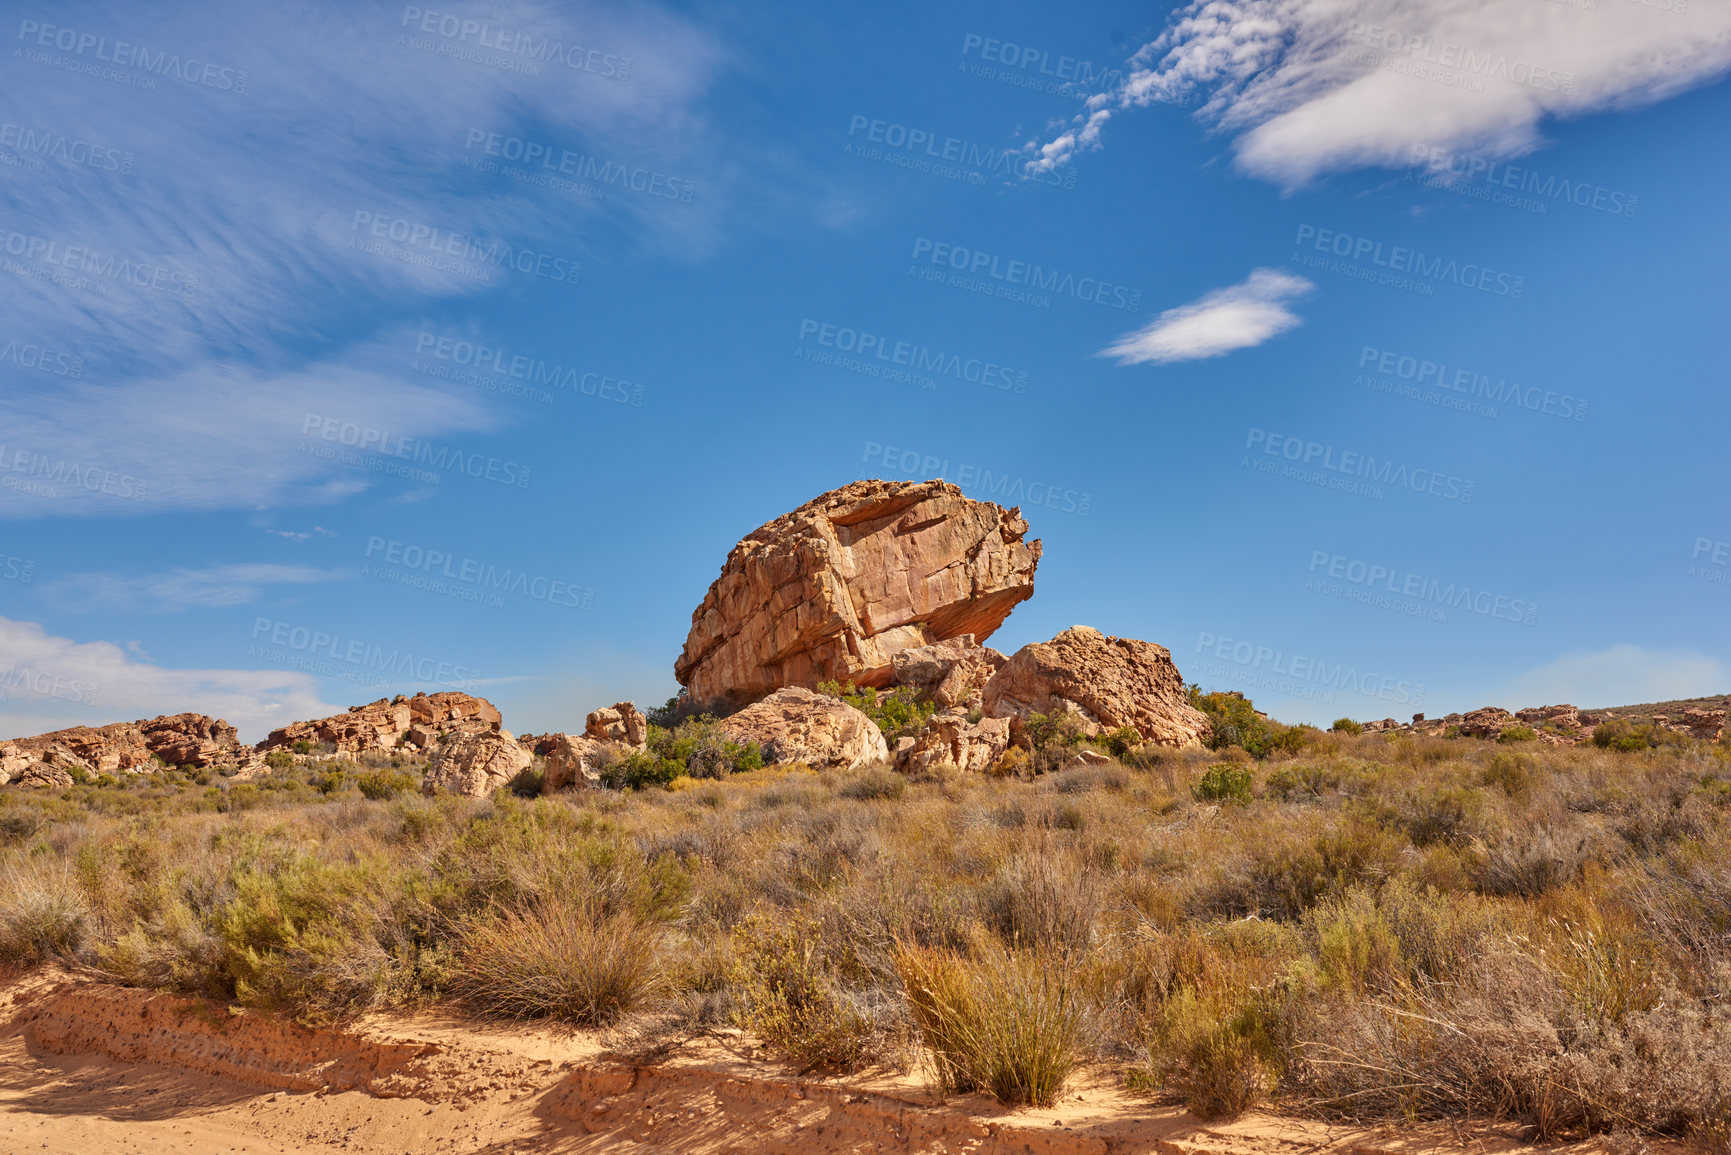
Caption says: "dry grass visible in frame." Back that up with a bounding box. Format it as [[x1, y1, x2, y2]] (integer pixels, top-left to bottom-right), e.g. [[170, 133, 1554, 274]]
[[0, 732, 1728, 1136]]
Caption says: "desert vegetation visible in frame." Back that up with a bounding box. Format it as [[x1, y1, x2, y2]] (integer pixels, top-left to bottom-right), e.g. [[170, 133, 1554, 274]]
[[3, 710, 1731, 1141]]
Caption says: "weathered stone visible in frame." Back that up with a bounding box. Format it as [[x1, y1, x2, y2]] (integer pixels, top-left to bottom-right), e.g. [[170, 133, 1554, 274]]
[[1456, 707, 1516, 739], [542, 733, 610, 792], [716, 687, 889, 771], [982, 625, 1209, 748], [422, 731, 532, 797], [13, 761, 73, 789], [2, 714, 244, 775], [890, 636, 1008, 709], [675, 480, 1041, 709], [259, 691, 501, 756], [1061, 748, 1113, 772], [1679, 705, 1726, 741], [1516, 704, 1582, 731], [895, 712, 1011, 776], [585, 703, 647, 749]]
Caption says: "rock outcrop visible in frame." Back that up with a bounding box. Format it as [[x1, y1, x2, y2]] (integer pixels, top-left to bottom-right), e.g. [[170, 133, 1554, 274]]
[[585, 702, 647, 749], [982, 626, 1210, 748], [422, 731, 532, 797], [541, 734, 610, 792], [1, 713, 245, 776], [675, 480, 1041, 709], [890, 636, 1007, 709], [259, 691, 502, 755], [716, 687, 889, 771], [895, 713, 1011, 776]]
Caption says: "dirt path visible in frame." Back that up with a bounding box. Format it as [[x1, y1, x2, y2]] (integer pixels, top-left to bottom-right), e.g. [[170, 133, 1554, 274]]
[[0, 972, 1634, 1154]]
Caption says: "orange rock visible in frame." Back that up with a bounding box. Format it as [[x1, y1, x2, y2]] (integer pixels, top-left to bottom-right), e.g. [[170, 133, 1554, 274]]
[[675, 480, 1040, 709], [983, 625, 1210, 749]]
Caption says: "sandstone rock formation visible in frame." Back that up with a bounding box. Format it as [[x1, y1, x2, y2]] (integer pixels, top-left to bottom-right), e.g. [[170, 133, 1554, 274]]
[[1454, 707, 1516, 740], [8, 760, 72, 788], [585, 702, 647, 749], [675, 480, 1040, 709], [259, 691, 502, 755], [541, 733, 610, 792], [422, 731, 532, 797], [982, 626, 1210, 748], [1, 713, 245, 776], [716, 687, 889, 771], [891, 636, 1007, 709], [895, 713, 1011, 776]]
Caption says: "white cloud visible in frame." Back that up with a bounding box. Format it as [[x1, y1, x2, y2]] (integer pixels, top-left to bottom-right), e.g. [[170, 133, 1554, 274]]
[[0, 615, 341, 743], [1031, 0, 1731, 187], [1500, 645, 1728, 710], [1101, 268, 1312, 365], [0, 358, 494, 517], [51, 564, 344, 612]]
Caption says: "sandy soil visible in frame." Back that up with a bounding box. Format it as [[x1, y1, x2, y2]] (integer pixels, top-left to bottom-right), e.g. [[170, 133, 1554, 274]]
[[0, 969, 1664, 1154]]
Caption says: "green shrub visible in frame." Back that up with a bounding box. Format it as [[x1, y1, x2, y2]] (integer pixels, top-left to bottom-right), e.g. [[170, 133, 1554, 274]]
[[264, 749, 294, 770], [1593, 718, 1689, 752], [1192, 764, 1255, 805], [1497, 725, 1538, 744], [601, 751, 685, 791], [1483, 751, 1532, 797], [1189, 688, 1307, 758], [819, 680, 936, 744], [291, 740, 312, 755], [355, 768, 416, 801], [731, 911, 871, 1072], [1332, 718, 1363, 735], [1095, 726, 1143, 759]]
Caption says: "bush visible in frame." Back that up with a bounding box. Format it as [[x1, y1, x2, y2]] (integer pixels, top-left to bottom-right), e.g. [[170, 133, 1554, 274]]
[[1192, 764, 1255, 805], [1498, 725, 1538, 744], [264, 748, 294, 770], [1189, 688, 1306, 758], [819, 680, 936, 744], [837, 767, 905, 801], [731, 911, 871, 1072], [291, 740, 312, 755], [607, 718, 764, 788], [896, 943, 1086, 1107], [1332, 718, 1363, 735], [1594, 718, 1689, 753], [0, 863, 88, 964], [458, 895, 665, 1026], [355, 768, 416, 801]]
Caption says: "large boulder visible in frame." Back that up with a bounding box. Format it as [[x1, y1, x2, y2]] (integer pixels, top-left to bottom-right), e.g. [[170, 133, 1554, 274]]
[[585, 702, 647, 749], [982, 625, 1210, 749], [422, 731, 532, 797], [542, 733, 609, 792], [1456, 707, 1516, 739], [675, 480, 1041, 709], [716, 687, 889, 771], [259, 691, 502, 755], [2, 713, 244, 775]]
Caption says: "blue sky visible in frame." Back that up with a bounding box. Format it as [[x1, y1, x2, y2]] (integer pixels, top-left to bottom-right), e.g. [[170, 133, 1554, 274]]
[[2, 0, 1729, 741]]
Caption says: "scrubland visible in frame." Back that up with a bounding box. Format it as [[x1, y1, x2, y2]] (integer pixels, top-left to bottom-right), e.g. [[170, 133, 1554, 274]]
[[3, 711, 1730, 1148]]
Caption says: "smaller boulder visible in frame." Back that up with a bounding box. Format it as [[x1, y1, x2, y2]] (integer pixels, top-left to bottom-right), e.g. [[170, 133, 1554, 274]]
[[890, 636, 1007, 708], [422, 731, 533, 797], [585, 702, 648, 749], [895, 712, 1011, 776], [542, 733, 609, 792], [716, 687, 888, 771]]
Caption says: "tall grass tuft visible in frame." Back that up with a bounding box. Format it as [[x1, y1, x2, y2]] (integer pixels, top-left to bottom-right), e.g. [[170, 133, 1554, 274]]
[[0, 862, 88, 964], [895, 943, 1086, 1107], [458, 894, 665, 1026]]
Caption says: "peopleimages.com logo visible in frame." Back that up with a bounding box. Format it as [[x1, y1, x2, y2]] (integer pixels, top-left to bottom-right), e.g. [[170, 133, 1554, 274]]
[[1357, 345, 1587, 422], [1195, 631, 1426, 708], [909, 237, 1141, 311], [16, 19, 249, 92], [1244, 429, 1475, 504], [797, 319, 1027, 394], [1306, 551, 1538, 626], [1294, 225, 1524, 298], [249, 618, 482, 691]]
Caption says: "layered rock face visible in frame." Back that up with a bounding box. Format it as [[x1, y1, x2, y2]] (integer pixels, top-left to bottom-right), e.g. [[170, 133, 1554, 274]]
[[716, 687, 889, 771], [891, 635, 1007, 709], [0, 713, 245, 778], [675, 480, 1040, 708], [982, 625, 1211, 749], [422, 731, 532, 797], [259, 691, 501, 755]]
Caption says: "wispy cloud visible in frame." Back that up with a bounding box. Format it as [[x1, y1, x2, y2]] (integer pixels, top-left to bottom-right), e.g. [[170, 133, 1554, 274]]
[[1028, 0, 1731, 187], [0, 614, 341, 742], [1102, 269, 1312, 365], [51, 564, 344, 612]]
